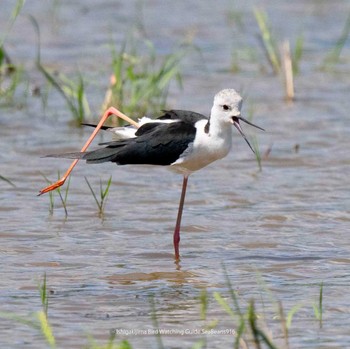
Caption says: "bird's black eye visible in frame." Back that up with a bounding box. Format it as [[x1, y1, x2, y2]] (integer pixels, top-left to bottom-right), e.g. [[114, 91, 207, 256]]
[[222, 105, 230, 111]]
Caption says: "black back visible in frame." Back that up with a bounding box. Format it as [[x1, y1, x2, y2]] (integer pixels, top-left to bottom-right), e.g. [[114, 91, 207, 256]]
[[158, 110, 207, 123]]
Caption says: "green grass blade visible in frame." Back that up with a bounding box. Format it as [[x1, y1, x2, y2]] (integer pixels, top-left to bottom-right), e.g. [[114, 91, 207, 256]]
[[30, 16, 88, 124], [0, 312, 40, 330], [190, 340, 205, 349], [213, 291, 235, 318], [248, 300, 279, 349], [56, 171, 68, 216], [251, 136, 262, 171], [40, 172, 55, 214], [63, 174, 71, 204], [222, 263, 243, 318], [292, 33, 304, 74], [57, 190, 68, 216], [101, 175, 112, 201], [38, 65, 77, 116], [38, 273, 49, 315], [234, 320, 246, 349], [149, 296, 164, 349], [11, 0, 25, 21], [117, 340, 133, 349], [199, 288, 208, 320], [0, 174, 16, 187], [37, 311, 56, 348], [256, 329, 279, 349], [0, 0, 26, 47], [77, 75, 85, 123], [253, 8, 280, 74], [324, 13, 350, 66], [313, 282, 324, 328], [85, 176, 102, 212], [286, 303, 303, 330], [248, 300, 261, 349]]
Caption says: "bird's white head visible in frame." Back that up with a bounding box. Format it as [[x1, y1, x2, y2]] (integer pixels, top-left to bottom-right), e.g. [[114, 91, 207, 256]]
[[211, 89, 243, 125], [210, 89, 264, 153]]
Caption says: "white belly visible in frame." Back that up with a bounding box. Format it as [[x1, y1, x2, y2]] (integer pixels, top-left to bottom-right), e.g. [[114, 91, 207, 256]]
[[171, 120, 232, 175]]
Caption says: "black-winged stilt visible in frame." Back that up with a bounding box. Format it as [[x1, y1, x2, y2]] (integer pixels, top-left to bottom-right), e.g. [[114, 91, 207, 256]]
[[39, 89, 264, 260]]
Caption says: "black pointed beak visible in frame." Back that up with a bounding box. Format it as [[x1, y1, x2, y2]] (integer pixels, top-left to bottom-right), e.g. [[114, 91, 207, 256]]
[[231, 116, 265, 154]]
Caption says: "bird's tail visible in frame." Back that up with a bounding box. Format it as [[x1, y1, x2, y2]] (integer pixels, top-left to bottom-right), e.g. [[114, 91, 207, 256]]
[[44, 152, 86, 159], [44, 147, 122, 164]]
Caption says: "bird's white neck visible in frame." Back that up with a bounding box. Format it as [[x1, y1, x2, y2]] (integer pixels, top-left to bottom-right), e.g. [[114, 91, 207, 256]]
[[206, 114, 233, 144], [170, 117, 233, 174]]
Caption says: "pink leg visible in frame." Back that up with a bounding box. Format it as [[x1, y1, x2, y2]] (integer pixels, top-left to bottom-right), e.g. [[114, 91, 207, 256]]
[[38, 107, 139, 196], [173, 175, 189, 261]]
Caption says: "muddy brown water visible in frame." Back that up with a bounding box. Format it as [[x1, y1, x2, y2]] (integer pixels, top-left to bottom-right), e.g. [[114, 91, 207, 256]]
[[1, 1, 350, 348]]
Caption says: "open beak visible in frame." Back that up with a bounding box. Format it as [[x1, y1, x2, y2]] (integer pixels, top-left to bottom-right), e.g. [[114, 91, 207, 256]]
[[231, 116, 265, 154]]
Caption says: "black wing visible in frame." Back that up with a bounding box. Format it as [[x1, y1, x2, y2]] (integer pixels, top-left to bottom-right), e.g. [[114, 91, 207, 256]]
[[83, 120, 197, 166]]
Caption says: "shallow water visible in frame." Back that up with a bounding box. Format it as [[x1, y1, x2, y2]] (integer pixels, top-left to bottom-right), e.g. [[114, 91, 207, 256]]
[[1, 0, 350, 348]]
